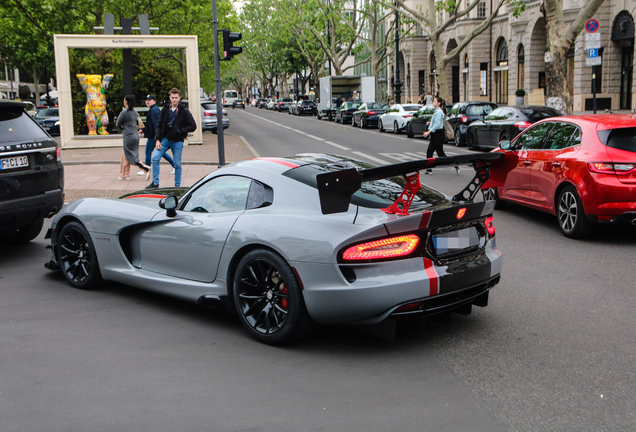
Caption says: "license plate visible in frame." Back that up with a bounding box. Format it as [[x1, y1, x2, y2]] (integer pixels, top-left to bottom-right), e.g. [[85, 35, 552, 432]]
[[1, 155, 29, 170], [433, 227, 483, 256]]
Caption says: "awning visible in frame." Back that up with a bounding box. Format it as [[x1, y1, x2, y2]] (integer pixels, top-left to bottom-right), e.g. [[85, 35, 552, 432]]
[[493, 66, 509, 72]]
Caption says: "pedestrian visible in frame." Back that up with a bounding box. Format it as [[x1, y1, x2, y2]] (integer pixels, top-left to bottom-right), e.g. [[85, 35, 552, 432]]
[[116, 94, 150, 180], [423, 95, 458, 174], [424, 93, 433, 105], [418, 94, 426, 104], [140, 95, 174, 176], [147, 88, 197, 189]]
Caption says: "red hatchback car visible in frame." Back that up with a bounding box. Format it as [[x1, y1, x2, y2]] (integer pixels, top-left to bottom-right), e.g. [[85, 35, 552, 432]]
[[482, 115, 636, 238]]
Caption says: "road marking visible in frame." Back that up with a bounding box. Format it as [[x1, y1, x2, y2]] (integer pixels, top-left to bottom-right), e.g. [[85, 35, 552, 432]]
[[305, 134, 324, 141], [324, 141, 351, 150], [351, 152, 390, 165]]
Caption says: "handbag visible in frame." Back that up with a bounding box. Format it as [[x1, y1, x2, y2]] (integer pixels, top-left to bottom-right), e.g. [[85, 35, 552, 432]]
[[137, 116, 145, 130], [444, 119, 453, 141]]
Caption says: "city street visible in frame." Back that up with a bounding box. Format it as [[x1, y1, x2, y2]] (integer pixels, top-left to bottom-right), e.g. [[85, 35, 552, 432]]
[[2, 107, 636, 431]]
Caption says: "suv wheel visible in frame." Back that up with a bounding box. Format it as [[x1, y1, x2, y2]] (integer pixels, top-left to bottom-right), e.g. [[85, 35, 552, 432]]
[[0, 219, 44, 244]]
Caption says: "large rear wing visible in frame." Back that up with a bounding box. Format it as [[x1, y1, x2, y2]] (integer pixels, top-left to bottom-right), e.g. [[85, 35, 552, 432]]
[[316, 153, 503, 215]]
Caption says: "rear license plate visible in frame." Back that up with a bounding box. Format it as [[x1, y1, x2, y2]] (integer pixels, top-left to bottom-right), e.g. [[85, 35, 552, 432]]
[[1, 155, 29, 170], [433, 227, 483, 256]]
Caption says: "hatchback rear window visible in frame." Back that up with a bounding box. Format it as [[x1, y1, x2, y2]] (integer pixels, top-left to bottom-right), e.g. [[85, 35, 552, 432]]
[[466, 105, 495, 116], [598, 127, 636, 153], [1, 106, 50, 142]]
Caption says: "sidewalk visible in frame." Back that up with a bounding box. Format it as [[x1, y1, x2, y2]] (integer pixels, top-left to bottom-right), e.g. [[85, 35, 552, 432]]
[[57, 133, 259, 202]]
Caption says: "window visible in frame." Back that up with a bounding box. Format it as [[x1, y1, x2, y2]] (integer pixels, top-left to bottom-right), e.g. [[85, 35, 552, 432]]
[[517, 123, 553, 150], [544, 123, 580, 150], [480, 63, 488, 96], [467, 104, 495, 116], [183, 176, 252, 213], [478, 2, 486, 18], [517, 45, 525, 90]]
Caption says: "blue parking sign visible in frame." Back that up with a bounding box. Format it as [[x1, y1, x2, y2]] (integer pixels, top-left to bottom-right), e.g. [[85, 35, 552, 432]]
[[589, 48, 599, 57]]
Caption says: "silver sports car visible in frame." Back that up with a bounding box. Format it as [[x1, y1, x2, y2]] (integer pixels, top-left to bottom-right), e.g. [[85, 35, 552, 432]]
[[46, 153, 503, 344]]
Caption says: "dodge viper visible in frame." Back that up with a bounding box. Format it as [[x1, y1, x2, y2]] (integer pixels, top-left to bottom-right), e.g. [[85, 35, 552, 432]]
[[46, 153, 503, 344]]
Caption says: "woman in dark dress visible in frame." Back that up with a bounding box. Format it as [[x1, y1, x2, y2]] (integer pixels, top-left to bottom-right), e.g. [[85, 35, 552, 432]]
[[116, 94, 150, 180]]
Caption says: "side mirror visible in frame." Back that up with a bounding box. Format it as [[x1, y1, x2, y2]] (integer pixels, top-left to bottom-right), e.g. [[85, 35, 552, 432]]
[[499, 140, 512, 150], [159, 195, 178, 217]]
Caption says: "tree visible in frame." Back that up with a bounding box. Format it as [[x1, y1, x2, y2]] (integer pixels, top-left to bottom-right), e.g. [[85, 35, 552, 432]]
[[390, 0, 524, 102], [542, 0, 605, 114]]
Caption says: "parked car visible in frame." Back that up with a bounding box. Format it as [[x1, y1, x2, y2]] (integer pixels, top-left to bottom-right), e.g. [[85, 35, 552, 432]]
[[447, 102, 498, 146], [466, 106, 562, 150], [34, 108, 60, 136], [334, 102, 361, 124], [232, 99, 246, 109], [293, 100, 317, 116], [406, 105, 435, 138], [378, 104, 422, 134], [201, 102, 229, 133], [267, 99, 278, 110], [251, 99, 258, 107], [352, 103, 388, 128], [45, 152, 503, 344], [276, 98, 293, 112], [482, 115, 636, 238], [288, 101, 298, 115], [0, 100, 64, 244], [257, 98, 268, 109]]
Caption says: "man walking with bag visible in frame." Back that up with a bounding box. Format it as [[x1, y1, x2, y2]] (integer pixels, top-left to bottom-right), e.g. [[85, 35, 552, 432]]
[[147, 88, 196, 188]]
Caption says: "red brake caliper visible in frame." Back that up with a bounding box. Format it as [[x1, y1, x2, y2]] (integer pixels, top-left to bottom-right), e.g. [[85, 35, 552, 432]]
[[381, 172, 422, 216], [281, 284, 288, 310]]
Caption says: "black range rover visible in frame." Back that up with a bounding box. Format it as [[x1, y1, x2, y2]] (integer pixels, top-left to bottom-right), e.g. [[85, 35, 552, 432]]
[[0, 101, 64, 243]]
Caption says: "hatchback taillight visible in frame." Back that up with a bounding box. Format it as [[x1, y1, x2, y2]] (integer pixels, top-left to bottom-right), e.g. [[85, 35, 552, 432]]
[[461, 115, 468, 123], [588, 162, 636, 174], [514, 121, 532, 129], [342, 234, 420, 261]]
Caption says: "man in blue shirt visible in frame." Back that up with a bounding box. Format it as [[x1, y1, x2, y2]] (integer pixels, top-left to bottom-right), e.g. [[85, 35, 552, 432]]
[[141, 95, 174, 173]]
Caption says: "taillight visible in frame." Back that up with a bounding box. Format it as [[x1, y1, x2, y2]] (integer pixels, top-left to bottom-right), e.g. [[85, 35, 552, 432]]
[[514, 121, 532, 129], [223, 112, 228, 116], [367, 111, 376, 115], [342, 234, 420, 261], [485, 216, 495, 236], [588, 162, 636, 174], [56, 147, 61, 161], [461, 115, 468, 123], [204, 112, 215, 116], [403, 114, 413, 118], [280, 102, 283, 105]]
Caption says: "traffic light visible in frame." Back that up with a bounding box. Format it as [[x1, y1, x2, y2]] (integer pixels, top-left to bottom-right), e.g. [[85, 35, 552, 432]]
[[220, 29, 242, 61]]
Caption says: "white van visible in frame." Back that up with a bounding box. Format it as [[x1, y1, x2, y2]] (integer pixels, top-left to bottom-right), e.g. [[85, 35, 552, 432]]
[[223, 90, 239, 107]]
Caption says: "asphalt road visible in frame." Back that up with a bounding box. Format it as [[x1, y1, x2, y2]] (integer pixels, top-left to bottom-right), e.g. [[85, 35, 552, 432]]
[[2, 107, 636, 431]]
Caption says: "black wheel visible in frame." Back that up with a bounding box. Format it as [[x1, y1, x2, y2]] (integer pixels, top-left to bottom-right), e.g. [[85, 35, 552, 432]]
[[557, 186, 594, 238], [0, 218, 44, 244], [56, 221, 102, 289], [393, 121, 399, 134], [379, 120, 385, 132], [454, 128, 463, 147], [233, 249, 315, 344], [351, 116, 356, 126], [467, 130, 478, 150], [360, 118, 366, 128], [406, 123, 414, 138], [317, 112, 322, 120], [482, 188, 506, 209]]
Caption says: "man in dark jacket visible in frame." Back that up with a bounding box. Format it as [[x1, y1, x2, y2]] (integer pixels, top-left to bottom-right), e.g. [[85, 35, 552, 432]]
[[141, 95, 173, 169], [147, 88, 197, 188]]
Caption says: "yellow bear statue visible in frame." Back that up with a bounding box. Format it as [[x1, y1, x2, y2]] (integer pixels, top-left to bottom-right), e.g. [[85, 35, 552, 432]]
[[76, 73, 114, 135]]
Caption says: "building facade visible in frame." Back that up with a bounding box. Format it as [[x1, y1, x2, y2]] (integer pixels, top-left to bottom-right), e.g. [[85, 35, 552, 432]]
[[388, 0, 635, 111]]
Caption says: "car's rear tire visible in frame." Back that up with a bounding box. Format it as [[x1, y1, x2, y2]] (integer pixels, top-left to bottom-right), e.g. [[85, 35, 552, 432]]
[[379, 120, 385, 132], [393, 121, 399, 134], [56, 221, 103, 289], [233, 249, 316, 345], [351, 116, 356, 126], [467, 130, 478, 150], [454, 128, 463, 147], [482, 188, 506, 209], [557, 186, 594, 238], [0, 218, 44, 244], [360, 118, 366, 128]]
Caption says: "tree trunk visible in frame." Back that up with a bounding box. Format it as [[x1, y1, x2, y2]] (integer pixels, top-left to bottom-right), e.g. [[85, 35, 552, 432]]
[[544, 46, 570, 113]]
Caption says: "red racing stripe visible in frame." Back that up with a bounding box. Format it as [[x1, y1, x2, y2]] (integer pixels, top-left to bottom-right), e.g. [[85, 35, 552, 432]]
[[124, 194, 167, 199], [419, 211, 431, 229], [257, 158, 299, 168], [423, 258, 439, 296]]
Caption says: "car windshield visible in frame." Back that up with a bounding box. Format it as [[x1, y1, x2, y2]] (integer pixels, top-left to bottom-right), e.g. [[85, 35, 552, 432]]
[[225, 91, 238, 98], [467, 105, 495, 116], [1, 106, 50, 142], [35, 109, 58, 118], [402, 105, 421, 112], [520, 108, 560, 122], [598, 127, 636, 153]]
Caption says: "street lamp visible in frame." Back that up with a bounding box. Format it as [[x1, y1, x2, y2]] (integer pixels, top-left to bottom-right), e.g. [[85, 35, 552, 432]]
[[393, 2, 403, 104]]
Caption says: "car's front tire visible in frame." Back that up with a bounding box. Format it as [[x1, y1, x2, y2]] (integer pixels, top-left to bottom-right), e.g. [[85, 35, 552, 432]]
[[557, 186, 593, 238], [393, 121, 399, 134], [406, 123, 414, 138], [482, 188, 506, 209], [379, 120, 385, 132], [467, 130, 478, 150], [454, 128, 463, 147], [56, 221, 103, 289], [233, 249, 315, 345]]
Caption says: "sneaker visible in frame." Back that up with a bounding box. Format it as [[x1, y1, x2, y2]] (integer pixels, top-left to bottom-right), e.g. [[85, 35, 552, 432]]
[[146, 182, 159, 189], [145, 169, 151, 181], [118, 176, 131, 180], [424, 169, 433, 175], [137, 171, 145, 176], [171, 168, 175, 175], [455, 166, 460, 174]]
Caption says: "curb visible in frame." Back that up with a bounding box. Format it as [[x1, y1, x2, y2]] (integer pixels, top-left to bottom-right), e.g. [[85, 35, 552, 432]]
[[62, 160, 221, 166]]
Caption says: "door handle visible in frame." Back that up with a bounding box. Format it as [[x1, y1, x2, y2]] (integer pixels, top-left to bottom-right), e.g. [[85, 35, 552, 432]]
[[552, 162, 562, 168], [523, 160, 532, 166]]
